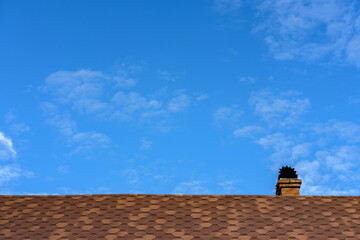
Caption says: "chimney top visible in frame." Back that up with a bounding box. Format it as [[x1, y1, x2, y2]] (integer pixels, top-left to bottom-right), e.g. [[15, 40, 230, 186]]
[[278, 166, 298, 179], [276, 166, 302, 196]]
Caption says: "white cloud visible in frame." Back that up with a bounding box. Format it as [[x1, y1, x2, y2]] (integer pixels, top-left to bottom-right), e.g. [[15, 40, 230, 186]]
[[42, 101, 111, 150], [57, 165, 68, 174], [43, 69, 106, 101], [257, 133, 290, 150], [295, 145, 360, 195], [8, 123, 30, 135], [0, 165, 33, 184], [0, 133, 33, 187], [214, 106, 243, 122], [214, 0, 242, 13], [295, 160, 321, 185], [256, 133, 312, 166], [112, 63, 140, 88], [254, 128, 360, 195], [48, 113, 76, 136], [319, 145, 360, 173], [222, 87, 360, 195], [168, 93, 191, 112], [348, 96, 360, 104], [299, 182, 360, 196], [42, 68, 140, 116], [249, 89, 310, 126], [140, 138, 152, 150], [55, 186, 110, 195], [257, 0, 360, 66], [113, 76, 136, 88], [74, 99, 112, 115], [346, 34, 360, 67], [5, 112, 30, 135], [121, 169, 140, 185], [228, 48, 238, 55], [112, 91, 162, 114], [5, 111, 17, 123], [233, 125, 264, 137], [291, 143, 311, 159], [0, 132, 16, 161], [173, 180, 209, 194], [314, 120, 360, 143], [173, 179, 241, 194], [257, 133, 293, 161], [239, 76, 256, 84], [42, 69, 198, 123], [194, 93, 208, 101], [72, 132, 110, 146], [42, 69, 112, 115], [218, 180, 241, 194], [158, 70, 177, 82], [42, 104, 77, 137], [41, 68, 203, 154]]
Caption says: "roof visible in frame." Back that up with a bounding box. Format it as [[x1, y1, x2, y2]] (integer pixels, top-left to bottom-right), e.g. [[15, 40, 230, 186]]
[[1, 194, 360, 239]]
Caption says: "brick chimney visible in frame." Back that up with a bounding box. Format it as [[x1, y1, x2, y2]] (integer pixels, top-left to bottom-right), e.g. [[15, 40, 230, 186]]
[[276, 166, 302, 196]]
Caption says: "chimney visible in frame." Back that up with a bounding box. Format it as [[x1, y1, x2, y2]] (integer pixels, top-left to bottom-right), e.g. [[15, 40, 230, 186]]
[[276, 166, 302, 196]]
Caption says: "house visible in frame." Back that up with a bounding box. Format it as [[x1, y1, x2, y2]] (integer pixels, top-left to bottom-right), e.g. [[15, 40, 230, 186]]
[[1, 167, 359, 239]]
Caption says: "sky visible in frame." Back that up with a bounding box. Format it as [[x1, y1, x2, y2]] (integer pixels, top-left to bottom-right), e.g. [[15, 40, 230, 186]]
[[1, 0, 360, 196]]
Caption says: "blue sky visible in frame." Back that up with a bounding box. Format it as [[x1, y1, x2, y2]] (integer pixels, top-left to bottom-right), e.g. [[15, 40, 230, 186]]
[[1, 0, 360, 195]]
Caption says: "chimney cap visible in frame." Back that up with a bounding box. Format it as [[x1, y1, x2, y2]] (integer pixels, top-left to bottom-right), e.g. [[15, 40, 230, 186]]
[[278, 166, 298, 180]]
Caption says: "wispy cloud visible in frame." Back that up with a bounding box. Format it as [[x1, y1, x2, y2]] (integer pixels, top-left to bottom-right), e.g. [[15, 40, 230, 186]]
[[320, 145, 360, 173], [0, 133, 33, 187], [256, 133, 312, 166], [255, 130, 360, 195], [41, 101, 110, 151], [257, 0, 360, 66], [41, 69, 113, 115], [233, 125, 265, 137], [239, 76, 256, 84], [57, 165, 68, 174], [72, 132, 110, 148], [42, 102, 77, 136], [121, 169, 140, 184], [112, 91, 161, 116], [42, 69, 196, 122], [346, 34, 360, 67], [291, 143, 311, 160], [214, 106, 243, 122], [296, 145, 360, 195], [140, 138, 152, 150], [167, 92, 191, 112], [56, 186, 111, 195], [348, 96, 360, 104], [228, 48, 238, 55], [173, 180, 210, 194], [5, 111, 30, 135], [218, 180, 241, 194], [173, 178, 241, 194], [214, 0, 242, 14], [249, 89, 310, 126], [256, 133, 294, 165], [113, 76, 136, 88], [314, 120, 360, 143], [40, 68, 202, 153], [0, 132, 16, 161], [0, 165, 33, 184], [194, 93, 208, 101], [221, 88, 360, 195], [158, 70, 177, 82]]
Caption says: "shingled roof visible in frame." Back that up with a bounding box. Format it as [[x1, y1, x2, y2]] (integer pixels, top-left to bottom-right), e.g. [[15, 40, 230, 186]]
[[1, 194, 360, 239]]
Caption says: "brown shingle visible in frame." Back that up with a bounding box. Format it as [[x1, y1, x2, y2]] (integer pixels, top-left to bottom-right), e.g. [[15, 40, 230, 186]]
[[0, 194, 360, 239]]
